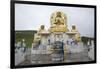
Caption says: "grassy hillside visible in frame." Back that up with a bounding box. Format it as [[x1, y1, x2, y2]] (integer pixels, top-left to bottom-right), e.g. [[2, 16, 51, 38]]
[[15, 30, 37, 48]]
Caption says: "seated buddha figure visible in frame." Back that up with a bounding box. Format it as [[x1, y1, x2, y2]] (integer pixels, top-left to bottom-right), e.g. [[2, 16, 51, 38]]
[[71, 25, 81, 42], [71, 25, 78, 32], [54, 11, 64, 25], [49, 11, 67, 32], [38, 25, 45, 33]]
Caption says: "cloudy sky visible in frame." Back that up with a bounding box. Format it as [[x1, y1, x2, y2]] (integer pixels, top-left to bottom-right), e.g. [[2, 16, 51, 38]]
[[15, 3, 95, 37]]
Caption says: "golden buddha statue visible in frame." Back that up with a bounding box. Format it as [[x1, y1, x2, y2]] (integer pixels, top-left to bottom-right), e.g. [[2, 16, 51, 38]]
[[71, 25, 81, 42], [54, 11, 64, 25], [49, 11, 68, 32]]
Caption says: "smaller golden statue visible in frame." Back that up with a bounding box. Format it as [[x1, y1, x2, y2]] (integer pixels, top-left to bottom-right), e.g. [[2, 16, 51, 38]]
[[71, 25, 78, 32], [38, 25, 45, 32], [71, 25, 81, 42]]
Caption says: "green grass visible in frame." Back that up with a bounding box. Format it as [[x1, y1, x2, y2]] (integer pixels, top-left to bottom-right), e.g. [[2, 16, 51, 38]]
[[15, 30, 37, 48]]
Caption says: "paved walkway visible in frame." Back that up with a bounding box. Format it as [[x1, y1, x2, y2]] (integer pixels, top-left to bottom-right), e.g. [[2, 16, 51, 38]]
[[18, 51, 92, 66], [17, 44, 93, 66]]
